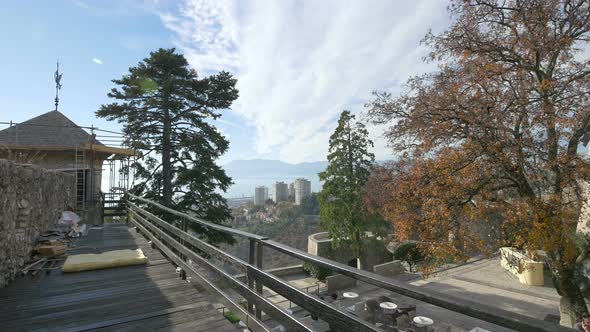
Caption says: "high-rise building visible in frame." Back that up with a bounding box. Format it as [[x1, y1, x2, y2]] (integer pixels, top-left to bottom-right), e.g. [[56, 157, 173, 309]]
[[254, 186, 268, 206], [288, 182, 295, 200], [272, 181, 289, 203], [294, 178, 311, 205]]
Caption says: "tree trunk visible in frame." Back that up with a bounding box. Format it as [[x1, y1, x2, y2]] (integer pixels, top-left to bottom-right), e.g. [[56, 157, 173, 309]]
[[554, 266, 588, 327], [161, 108, 173, 207]]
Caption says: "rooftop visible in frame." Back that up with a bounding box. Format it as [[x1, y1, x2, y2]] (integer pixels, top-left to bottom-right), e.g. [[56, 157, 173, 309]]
[[0, 110, 103, 150]]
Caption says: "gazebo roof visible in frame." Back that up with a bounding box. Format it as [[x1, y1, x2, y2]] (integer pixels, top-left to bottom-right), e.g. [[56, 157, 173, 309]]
[[0, 111, 135, 157], [0, 110, 103, 149]]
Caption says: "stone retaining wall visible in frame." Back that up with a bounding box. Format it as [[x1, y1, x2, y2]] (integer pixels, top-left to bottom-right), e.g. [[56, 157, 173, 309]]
[[0, 159, 75, 287], [308, 231, 392, 271]]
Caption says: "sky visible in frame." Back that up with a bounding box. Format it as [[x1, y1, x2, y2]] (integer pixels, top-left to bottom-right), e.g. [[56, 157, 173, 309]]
[[0, 0, 451, 164]]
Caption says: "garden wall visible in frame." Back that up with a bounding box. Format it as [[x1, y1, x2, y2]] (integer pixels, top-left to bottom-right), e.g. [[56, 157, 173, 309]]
[[0, 159, 75, 287]]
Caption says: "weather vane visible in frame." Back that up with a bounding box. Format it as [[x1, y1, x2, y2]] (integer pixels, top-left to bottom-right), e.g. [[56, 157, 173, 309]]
[[54, 60, 63, 111]]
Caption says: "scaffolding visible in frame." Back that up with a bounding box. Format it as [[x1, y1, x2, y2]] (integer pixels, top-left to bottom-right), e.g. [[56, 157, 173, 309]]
[[0, 117, 136, 217], [75, 143, 86, 210]]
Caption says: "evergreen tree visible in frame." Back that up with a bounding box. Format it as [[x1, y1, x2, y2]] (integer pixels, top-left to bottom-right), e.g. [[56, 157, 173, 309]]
[[97, 48, 238, 244], [318, 111, 377, 267]]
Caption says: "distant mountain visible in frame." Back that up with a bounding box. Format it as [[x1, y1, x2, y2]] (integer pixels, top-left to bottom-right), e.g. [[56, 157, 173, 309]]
[[223, 159, 328, 178]]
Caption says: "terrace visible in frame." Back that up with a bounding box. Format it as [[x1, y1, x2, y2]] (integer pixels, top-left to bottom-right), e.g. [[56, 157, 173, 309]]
[[0, 192, 572, 332]]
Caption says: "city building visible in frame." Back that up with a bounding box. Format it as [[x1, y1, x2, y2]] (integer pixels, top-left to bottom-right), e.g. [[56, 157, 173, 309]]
[[294, 178, 311, 205], [272, 181, 289, 203], [288, 182, 295, 200], [254, 186, 268, 206]]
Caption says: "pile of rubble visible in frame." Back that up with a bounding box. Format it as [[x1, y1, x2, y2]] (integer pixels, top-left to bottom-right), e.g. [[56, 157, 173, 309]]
[[20, 210, 89, 277]]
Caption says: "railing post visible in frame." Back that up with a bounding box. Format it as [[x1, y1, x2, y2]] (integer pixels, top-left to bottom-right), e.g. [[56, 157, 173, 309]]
[[124, 192, 129, 225], [247, 239, 256, 315], [100, 192, 105, 225], [255, 241, 263, 319], [180, 218, 188, 262]]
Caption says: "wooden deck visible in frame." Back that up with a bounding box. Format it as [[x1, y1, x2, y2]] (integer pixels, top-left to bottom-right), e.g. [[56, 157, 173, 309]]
[[0, 223, 238, 332]]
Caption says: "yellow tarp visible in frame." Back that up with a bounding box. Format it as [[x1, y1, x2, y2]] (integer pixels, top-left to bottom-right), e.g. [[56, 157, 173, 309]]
[[62, 249, 148, 273]]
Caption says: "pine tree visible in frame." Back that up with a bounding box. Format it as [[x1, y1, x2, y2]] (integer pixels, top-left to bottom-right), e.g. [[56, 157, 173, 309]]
[[318, 111, 378, 268], [97, 48, 238, 244]]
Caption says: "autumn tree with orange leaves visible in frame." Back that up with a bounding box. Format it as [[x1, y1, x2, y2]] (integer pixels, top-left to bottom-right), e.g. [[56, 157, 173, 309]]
[[366, 0, 590, 323]]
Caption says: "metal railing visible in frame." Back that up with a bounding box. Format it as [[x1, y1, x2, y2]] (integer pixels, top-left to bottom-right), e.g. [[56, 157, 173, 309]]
[[126, 193, 570, 332]]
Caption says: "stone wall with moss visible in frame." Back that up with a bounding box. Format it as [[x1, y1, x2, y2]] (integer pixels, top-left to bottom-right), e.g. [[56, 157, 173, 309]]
[[0, 160, 75, 287]]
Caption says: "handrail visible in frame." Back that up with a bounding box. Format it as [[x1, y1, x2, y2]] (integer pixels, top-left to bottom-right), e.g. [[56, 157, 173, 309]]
[[127, 192, 267, 241], [128, 202, 245, 271], [127, 194, 572, 332], [129, 210, 312, 331], [128, 211, 272, 332], [127, 201, 381, 331]]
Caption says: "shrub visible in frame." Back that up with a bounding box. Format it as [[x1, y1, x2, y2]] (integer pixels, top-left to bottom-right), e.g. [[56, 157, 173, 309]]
[[303, 262, 332, 281], [393, 242, 424, 271], [224, 311, 241, 324]]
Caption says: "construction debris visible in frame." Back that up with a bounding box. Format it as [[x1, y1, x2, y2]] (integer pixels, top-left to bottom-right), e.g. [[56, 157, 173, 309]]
[[57, 210, 81, 226], [34, 241, 67, 257], [17, 210, 89, 279], [20, 258, 47, 275]]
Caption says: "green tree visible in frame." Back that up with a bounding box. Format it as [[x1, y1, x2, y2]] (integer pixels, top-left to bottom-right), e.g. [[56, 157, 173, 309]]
[[300, 193, 320, 215], [392, 242, 424, 272], [96, 48, 238, 244], [318, 111, 378, 268]]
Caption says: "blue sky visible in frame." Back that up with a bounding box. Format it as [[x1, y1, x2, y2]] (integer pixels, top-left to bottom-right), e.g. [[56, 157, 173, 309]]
[[0, 0, 450, 164]]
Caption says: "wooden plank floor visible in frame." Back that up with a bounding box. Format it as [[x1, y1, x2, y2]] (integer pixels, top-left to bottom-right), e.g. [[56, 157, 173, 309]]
[[0, 223, 238, 332]]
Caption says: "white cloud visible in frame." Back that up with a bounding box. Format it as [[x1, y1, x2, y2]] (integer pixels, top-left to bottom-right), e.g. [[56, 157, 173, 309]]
[[92, 58, 103, 64], [158, 0, 449, 163]]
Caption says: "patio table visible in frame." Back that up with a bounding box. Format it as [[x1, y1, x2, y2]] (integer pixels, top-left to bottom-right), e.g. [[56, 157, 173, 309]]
[[343, 294, 457, 332]]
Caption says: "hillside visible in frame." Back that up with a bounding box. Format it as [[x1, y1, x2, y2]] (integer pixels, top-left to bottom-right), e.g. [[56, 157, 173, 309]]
[[222, 215, 322, 269]]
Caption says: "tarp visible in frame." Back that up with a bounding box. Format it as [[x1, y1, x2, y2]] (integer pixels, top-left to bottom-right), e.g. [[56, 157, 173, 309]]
[[62, 249, 148, 273], [58, 211, 80, 226]]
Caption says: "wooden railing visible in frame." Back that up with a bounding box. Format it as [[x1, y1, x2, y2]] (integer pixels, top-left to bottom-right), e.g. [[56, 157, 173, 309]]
[[126, 193, 570, 332]]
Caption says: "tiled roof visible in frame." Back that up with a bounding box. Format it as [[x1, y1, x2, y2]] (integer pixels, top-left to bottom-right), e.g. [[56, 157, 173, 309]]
[[0, 111, 103, 149]]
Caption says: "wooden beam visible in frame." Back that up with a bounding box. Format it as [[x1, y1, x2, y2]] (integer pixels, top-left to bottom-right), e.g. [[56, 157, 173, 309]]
[[83, 143, 136, 156]]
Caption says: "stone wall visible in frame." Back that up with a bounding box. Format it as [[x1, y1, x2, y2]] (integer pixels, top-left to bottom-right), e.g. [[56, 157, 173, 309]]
[[0, 159, 75, 287], [308, 232, 393, 271], [0, 149, 107, 202]]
